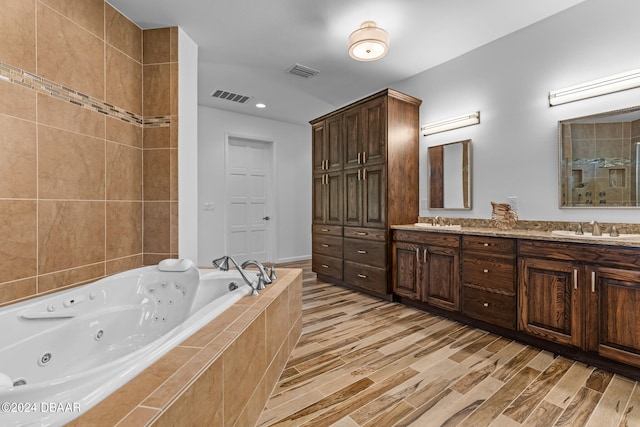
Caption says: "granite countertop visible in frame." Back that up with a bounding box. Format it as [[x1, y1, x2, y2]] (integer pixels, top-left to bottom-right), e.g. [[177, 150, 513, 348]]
[[391, 224, 640, 248]]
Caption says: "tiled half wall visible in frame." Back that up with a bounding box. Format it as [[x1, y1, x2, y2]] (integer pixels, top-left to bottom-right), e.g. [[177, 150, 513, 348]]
[[0, 0, 178, 305]]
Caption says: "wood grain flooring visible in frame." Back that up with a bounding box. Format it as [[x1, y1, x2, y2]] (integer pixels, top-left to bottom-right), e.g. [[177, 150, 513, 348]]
[[257, 260, 640, 427]]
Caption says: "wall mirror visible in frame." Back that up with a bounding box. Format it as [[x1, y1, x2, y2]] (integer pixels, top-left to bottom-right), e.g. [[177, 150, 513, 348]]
[[559, 106, 640, 208], [428, 139, 471, 209]]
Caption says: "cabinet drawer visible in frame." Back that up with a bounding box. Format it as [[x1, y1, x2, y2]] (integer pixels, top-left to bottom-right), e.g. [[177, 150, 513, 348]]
[[463, 253, 515, 292], [344, 261, 388, 294], [463, 235, 515, 254], [344, 227, 386, 241], [343, 238, 386, 267], [393, 230, 460, 248], [312, 254, 343, 281], [312, 224, 343, 237], [313, 235, 343, 258], [463, 286, 516, 329]]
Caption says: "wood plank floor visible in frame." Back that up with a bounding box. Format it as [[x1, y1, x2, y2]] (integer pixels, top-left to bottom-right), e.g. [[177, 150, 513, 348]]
[[258, 260, 640, 427]]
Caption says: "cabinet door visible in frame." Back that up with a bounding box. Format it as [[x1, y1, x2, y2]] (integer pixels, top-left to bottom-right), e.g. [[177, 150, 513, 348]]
[[312, 121, 326, 173], [361, 97, 387, 165], [326, 115, 343, 170], [343, 108, 362, 169], [393, 241, 421, 300], [344, 168, 362, 227], [518, 258, 583, 348], [362, 164, 386, 229], [421, 246, 460, 311], [311, 173, 325, 224], [587, 267, 640, 368], [312, 172, 342, 225]]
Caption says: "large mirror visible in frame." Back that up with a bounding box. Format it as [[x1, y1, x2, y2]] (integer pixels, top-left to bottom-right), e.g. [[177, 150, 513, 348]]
[[428, 140, 471, 209], [559, 106, 640, 208]]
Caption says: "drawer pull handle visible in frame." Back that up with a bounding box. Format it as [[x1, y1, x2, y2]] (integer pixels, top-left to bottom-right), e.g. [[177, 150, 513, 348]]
[[322, 244, 329, 248], [357, 250, 367, 254], [358, 274, 368, 279], [483, 243, 490, 247], [483, 269, 489, 273], [483, 302, 490, 307], [321, 264, 329, 268], [356, 232, 368, 236], [321, 228, 330, 232]]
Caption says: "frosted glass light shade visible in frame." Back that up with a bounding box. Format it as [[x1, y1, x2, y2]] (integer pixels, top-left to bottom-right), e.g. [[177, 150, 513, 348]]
[[348, 21, 389, 61]]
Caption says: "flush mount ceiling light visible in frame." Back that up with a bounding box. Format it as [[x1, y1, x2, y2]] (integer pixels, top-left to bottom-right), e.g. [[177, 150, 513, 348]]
[[348, 21, 389, 61], [549, 68, 640, 106], [421, 112, 480, 136]]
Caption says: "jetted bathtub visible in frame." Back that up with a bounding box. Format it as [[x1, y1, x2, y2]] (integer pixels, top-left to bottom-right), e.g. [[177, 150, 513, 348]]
[[0, 259, 252, 427]]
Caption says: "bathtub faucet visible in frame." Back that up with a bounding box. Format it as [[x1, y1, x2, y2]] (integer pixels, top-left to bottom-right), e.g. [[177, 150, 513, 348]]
[[240, 260, 272, 290], [212, 256, 259, 296]]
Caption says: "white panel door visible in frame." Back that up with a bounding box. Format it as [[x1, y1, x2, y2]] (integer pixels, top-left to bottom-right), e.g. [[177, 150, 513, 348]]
[[227, 138, 271, 264]]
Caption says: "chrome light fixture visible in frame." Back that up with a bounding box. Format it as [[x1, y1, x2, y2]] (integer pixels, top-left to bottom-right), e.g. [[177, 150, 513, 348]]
[[421, 112, 480, 136], [549, 68, 640, 106], [348, 21, 389, 61]]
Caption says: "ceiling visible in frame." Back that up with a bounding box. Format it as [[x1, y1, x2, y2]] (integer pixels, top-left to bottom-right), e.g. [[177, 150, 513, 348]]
[[107, 0, 586, 126]]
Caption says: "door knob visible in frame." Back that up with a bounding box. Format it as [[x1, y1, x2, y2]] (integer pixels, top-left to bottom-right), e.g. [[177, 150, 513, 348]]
[[262, 216, 270, 220]]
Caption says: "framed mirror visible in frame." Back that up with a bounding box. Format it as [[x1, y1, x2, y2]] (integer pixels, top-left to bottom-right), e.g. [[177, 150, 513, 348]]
[[559, 106, 640, 208], [428, 139, 471, 209]]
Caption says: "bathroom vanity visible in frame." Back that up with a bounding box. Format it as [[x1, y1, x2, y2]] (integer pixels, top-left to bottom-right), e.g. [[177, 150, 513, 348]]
[[392, 225, 640, 379]]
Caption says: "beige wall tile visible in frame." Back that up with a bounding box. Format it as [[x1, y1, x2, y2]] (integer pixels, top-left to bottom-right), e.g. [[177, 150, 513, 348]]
[[170, 27, 178, 63], [235, 379, 267, 427], [0, 80, 36, 121], [143, 253, 172, 266], [105, 3, 142, 62], [289, 274, 303, 326], [38, 201, 105, 274], [224, 312, 266, 426], [106, 254, 143, 276], [106, 117, 142, 148], [144, 202, 171, 254], [38, 263, 105, 294], [0, 115, 36, 198], [38, 126, 105, 200], [170, 116, 178, 148], [143, 126, 170, 149], [170, 149, 178, 201], [0, 201, 37, 283], [106, 46, 142, 115], [170, 62, 178, 116], [143, 149, 171, 200], [0, 278, 37, 306], [143, 64, 170, 116], [106, 142, 142, 200], [266, 289, 290, 362], [106, 201, 142, 259], [143, 28, 171, 65], [37, 4, 104, 99], [39, 0, 104, 39], [117, 407, 159, 427], [0, 0, 36, 73], [38, 94, 105, 139], [170, 201, 178, 255]]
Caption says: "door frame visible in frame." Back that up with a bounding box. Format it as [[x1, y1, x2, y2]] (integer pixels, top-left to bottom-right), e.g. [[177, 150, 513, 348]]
[[223, 133, 278, 264]]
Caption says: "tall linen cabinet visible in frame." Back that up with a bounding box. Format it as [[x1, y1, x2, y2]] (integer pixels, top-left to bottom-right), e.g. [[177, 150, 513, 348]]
[[311, 89, 422, 299]]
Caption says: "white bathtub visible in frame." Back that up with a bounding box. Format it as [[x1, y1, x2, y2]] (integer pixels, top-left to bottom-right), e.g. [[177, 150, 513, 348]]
[[0, 261, 252, 426]]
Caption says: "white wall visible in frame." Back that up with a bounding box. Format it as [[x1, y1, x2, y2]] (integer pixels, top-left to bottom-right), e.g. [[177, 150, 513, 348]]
[[178, 28, 199, 261], [393, 0, 640, 223], [198, 106, 311, 266]]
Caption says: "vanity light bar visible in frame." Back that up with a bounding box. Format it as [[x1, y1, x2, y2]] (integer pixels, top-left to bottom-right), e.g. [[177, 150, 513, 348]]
[[549, 68, 640, 106], [421, 112, 480, 136]]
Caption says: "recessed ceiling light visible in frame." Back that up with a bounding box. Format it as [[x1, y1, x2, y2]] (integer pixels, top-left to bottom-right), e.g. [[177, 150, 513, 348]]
[[256, 103, 266, 108]]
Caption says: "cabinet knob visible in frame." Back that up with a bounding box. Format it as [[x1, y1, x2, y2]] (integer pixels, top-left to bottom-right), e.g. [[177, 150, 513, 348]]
[[483, 269, 489, 273], [483, 302, 490, 307]]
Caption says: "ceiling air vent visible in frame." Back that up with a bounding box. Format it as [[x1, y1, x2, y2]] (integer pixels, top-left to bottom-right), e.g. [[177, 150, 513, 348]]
[[287, 63, 320, 79], [210, 89, 252, 104]]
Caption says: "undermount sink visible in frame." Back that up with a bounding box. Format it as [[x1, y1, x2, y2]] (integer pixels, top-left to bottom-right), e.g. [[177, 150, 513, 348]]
[[414, 223, 462, 230], [551, 230, 640, 239]]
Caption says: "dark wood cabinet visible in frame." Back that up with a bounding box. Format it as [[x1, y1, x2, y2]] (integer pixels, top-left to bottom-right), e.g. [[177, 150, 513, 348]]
[[311, 89, 421, 299], [518, 257, 583, 347], [392, 230, 460, 311], [462, 236, 516, 329]]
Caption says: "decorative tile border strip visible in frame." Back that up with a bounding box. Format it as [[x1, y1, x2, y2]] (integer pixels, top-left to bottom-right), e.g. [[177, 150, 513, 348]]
[[0, 61, 170, 128]]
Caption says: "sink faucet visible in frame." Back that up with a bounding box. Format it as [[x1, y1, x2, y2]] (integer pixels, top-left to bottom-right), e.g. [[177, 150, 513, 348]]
[[591, 220, 602, 236], [212, 256, 258, 295], [433, 216, 445, 226], [241, 260, 272, 290]]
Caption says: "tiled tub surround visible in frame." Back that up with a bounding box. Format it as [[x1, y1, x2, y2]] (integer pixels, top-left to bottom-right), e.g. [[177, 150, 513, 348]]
[[0, 0, 178, 306], [64, 268, 302, 426]]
